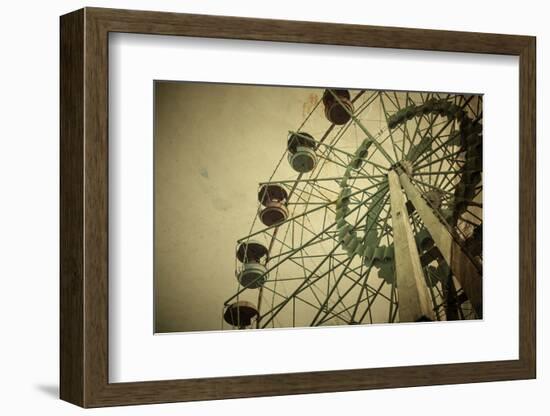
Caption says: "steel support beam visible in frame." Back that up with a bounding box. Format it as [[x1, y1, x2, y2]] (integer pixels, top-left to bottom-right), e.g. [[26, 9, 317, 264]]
[[398, 172, 482, 317], [388, 170, 434, 322]]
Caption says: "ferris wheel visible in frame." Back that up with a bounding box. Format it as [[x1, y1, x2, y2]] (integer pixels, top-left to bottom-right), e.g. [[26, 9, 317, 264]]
[[222, 88, 483, 330]]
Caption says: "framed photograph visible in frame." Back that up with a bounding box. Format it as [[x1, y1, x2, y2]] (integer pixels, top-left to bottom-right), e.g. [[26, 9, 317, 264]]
[[60, 7, 536, 407]]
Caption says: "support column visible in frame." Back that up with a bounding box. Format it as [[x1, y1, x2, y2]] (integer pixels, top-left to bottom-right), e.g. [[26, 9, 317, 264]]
[[388, 170, 434, 322], [398, 172, 482, 317]]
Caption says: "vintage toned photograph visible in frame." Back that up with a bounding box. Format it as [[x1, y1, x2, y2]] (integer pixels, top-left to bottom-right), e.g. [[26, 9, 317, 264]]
[[154, 82, 483, 333]]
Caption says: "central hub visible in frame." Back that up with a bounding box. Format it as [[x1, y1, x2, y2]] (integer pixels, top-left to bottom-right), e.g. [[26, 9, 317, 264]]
[[400, 160, 414, 176], [388, 160, 414, 176]]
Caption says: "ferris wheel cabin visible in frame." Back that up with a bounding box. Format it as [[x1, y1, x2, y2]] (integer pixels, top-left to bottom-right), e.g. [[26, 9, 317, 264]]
[[322, 88, 354, 125], [287, 131, 317, 173], [235, 240, 269, 289], [257, 183, 289, 227]]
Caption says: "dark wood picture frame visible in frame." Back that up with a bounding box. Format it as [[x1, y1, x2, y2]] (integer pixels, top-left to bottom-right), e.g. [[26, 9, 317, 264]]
[[60, 7, 536, 408]]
